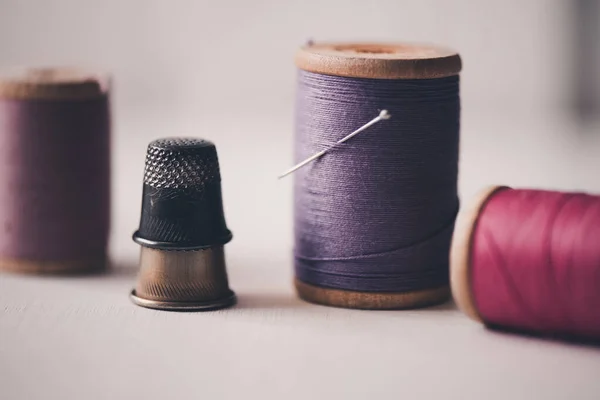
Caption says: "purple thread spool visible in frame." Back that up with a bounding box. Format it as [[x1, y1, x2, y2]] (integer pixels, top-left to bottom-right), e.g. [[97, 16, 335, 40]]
[[293, 43, 462, 309], [0, 68, 111, 274]]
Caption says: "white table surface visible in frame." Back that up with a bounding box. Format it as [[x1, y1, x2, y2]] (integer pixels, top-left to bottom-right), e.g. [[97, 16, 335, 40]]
[[1, 112, 600, 399]]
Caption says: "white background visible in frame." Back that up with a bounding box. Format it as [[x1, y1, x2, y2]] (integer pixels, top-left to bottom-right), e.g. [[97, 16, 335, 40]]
[[1, 1, 599, 399]]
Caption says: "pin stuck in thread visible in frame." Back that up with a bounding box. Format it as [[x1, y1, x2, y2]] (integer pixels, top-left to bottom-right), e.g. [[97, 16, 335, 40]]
[[278, 110, 391, 179]]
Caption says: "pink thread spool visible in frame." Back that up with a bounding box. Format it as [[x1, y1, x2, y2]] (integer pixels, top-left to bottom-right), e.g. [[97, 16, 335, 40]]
[[451, 186, 600, 341], [0, 68, 111, 274]]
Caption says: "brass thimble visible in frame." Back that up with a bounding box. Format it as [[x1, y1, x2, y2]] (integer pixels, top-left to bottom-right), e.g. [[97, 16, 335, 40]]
[[130, 138, 235, 311]]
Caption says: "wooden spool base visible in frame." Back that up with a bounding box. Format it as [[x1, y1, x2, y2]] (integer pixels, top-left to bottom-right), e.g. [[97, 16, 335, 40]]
[[0, 256, 107, 275], [295, 279, 450, 310]]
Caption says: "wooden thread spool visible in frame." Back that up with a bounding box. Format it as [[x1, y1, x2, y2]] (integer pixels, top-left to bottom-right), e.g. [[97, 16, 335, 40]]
[[450, 186, 600, 341], [294, 42, 462, 309], [0, 68, 111, 274]]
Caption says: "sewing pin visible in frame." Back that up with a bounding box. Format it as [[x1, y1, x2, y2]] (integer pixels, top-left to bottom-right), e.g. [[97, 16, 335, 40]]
[[278, 109, 391, 179]]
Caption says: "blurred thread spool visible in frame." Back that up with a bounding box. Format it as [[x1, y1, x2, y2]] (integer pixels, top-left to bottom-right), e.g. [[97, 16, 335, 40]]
[[293, 42, 462, 309], [0, 68, 111, 274], [451, 186, 600, 341], [130, 138, 236, 311]]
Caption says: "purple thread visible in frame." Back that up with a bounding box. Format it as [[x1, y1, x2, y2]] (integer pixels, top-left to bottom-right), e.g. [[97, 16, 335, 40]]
[[294, 71, 460, 292], [0, 97, 110, 262]]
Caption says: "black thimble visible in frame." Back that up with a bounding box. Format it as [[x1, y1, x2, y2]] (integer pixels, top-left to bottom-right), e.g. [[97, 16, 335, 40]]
[[130, 138, 235, 311]]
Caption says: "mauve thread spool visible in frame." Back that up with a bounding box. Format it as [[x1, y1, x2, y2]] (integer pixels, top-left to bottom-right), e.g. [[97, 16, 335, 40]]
[[451, 186, 600, 341], [0, 68, 111, 274], [293, 42, 462, 309]]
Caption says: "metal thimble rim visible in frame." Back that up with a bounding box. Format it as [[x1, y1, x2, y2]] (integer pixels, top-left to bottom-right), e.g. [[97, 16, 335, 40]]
[[130, 290, 237, 311]]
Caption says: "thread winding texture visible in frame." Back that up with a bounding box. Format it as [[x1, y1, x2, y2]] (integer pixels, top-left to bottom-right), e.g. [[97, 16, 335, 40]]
[[471, 188, 600, 340], [0, 95, 110, 270], [294, 70, 460, 293]]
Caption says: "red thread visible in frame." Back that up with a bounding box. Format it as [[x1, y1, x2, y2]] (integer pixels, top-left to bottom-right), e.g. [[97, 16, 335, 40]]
[[472, 188, 600, 340]]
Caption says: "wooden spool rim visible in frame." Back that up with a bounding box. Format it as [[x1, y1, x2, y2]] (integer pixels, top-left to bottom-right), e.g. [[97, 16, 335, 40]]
[[450, 186, 510, 322], [0, 256, 107, 275], [0, 67, 110, 100], [295, 42, 462, 79], [295, 279, 450, 310]]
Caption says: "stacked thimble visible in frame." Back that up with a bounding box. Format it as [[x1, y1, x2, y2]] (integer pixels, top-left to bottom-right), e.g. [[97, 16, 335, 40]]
[[130, 138, 235, 311]]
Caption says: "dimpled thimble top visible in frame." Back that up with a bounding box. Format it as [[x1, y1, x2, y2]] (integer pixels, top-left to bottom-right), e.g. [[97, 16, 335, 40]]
[[133, 137, 232, 250], [143, 138, 220, 189]]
